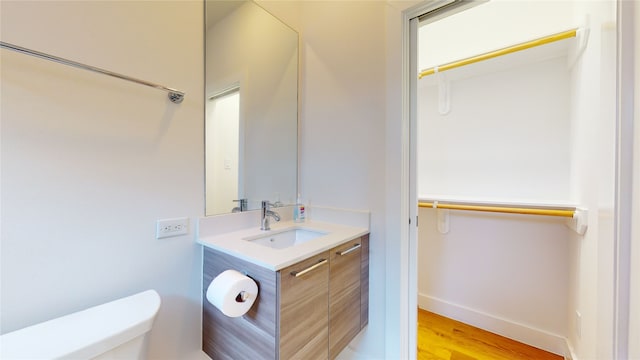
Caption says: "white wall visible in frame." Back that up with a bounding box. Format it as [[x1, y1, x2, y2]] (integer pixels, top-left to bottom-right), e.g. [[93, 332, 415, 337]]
[[418, 209, 571, 352], [0, 2, 206, 359], [258, 1, 390, 358], [626, 2, 639, 359], [417, 55, 572, 204], [298, 3, 388, 357], [567, 1, 617, 359], [383, 1, 421, 358], [418, 0, 575, 71]]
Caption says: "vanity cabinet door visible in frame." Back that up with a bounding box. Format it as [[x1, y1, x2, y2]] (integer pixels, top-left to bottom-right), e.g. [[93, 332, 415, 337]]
[[329, 238, 363, 359], [278, 251, 330, 360]]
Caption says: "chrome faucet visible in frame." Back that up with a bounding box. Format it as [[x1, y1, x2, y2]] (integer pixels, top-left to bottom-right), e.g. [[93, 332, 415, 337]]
[[231, 198, 248, 213], [261, 200, 281, 231]]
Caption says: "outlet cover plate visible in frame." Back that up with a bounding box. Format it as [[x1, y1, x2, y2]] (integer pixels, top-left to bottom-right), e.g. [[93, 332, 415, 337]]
[[156, 217, 189, 239]]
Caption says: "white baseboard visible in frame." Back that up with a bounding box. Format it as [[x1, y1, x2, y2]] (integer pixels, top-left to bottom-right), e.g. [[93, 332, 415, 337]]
[[419, 294, 572, 358], [564, 340, 578, 360]]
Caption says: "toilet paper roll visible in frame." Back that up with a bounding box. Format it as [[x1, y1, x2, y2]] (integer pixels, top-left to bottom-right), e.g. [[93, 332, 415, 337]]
[[206, 269, 258, 317]]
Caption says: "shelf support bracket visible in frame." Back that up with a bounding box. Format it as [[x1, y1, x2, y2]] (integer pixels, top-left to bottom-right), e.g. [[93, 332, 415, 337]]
[[566, 208, 588, 235], [436, 209, 450, 234], [435, 67, 451, 115]]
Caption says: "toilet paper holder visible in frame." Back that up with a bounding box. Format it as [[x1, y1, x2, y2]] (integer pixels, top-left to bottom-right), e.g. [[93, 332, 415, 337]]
[[237, 272, 258, 303], [235, 291, 249, 302], [207, 269, 259, 317]]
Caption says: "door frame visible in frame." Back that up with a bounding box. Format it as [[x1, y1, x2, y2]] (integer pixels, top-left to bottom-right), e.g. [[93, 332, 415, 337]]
[[399, 2, 456, 359], [614, 0, 635, 358], [399, 0, 634, 358]]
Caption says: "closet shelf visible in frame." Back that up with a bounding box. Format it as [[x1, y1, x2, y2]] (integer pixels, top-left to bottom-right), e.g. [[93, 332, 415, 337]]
[[418, 200, 575, 217], [418, 28, 578, 79], [418, 198, 588, 235]]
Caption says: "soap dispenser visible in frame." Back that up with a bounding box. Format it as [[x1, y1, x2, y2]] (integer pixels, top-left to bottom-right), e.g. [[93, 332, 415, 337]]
[[293, 194, 306, 223]]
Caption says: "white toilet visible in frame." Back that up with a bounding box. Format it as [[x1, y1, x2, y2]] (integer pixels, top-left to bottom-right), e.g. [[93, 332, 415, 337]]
[[0, 290, 161, 359]]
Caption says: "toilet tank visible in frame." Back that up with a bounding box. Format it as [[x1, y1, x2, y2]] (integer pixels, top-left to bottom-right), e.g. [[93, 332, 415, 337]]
[[0, 290, 161, 359]]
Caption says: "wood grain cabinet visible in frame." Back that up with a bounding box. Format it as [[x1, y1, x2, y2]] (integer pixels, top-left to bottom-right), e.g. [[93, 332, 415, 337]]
[[202, 234, 369, 360], [329, 238, 363, 359], [279, 252, 330, 359], [202, 248, 278, 359]]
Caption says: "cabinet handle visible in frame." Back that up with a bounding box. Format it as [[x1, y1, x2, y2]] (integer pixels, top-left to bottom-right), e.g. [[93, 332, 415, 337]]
[[337, 243, 361, 256], [290, 259, 328, 277]]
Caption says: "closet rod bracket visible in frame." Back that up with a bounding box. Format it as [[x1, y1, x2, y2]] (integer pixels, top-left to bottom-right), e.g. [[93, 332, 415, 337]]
[[566, 208, 588, 235], [436, 209, 450, 234]]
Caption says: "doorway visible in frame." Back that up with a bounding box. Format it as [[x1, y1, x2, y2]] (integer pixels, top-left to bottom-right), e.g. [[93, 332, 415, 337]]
[[206, 87, 241, 215], [403, 1, 622, 359]]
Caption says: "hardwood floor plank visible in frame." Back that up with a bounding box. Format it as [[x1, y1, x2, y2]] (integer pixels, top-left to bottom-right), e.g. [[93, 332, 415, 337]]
[[417, 309, 563, 360]]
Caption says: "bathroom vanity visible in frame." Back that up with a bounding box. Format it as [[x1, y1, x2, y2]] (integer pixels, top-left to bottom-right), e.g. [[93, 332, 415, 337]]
[[202, 2, 369, 355], [199, 217, 369, 360]]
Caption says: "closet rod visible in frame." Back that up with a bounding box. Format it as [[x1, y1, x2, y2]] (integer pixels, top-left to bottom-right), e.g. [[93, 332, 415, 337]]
[[418, 28, 578, 79], [0, 41, 185, 104], [418, 201, 576, 218]]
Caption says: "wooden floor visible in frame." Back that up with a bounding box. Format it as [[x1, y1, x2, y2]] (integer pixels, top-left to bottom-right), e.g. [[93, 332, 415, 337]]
[[417, 309, 563, 360]]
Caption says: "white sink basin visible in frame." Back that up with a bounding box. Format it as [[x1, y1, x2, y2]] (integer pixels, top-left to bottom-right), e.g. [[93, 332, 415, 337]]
[[244, 228, 327, 249]]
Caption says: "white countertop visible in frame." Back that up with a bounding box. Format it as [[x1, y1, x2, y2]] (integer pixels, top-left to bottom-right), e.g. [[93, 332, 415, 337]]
[[197, 220, 369, 271]]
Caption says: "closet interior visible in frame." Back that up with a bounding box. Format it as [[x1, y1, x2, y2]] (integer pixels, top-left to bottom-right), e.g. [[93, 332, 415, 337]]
[[416, 1, 616, 359]]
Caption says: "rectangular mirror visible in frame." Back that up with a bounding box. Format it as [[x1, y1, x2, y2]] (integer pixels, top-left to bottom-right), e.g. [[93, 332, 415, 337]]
[[205, 0, 298, 216]]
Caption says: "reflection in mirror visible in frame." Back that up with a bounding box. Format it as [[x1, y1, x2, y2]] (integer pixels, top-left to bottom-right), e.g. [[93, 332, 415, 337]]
[[205, 0, 298, 216]]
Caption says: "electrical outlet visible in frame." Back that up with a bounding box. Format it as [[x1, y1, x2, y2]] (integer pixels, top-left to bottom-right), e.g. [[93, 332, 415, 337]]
[[156, 217, 189, 239]]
